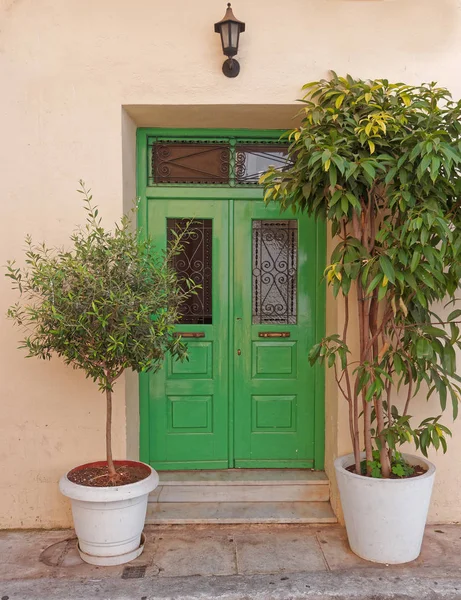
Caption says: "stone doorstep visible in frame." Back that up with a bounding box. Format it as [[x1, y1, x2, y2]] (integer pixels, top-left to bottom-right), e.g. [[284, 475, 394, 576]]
[[145, 501, 337, 524], [149, 469, 330, 503], [156, 469, 329, 485]]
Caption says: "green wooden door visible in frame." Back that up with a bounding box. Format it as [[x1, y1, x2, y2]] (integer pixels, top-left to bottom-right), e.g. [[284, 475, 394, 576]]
[[233, 201, 317, 468], [138, 127, 325, 471], [141, 198, 322, 470], [143, 200, 230, 470]]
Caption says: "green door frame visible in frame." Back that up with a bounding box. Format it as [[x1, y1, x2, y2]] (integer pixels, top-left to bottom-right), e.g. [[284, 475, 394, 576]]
[[136, 127, 326, 470]]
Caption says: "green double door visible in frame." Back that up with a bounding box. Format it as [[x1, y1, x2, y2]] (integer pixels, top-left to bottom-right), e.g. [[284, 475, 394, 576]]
[[140, 198, 322, 470]]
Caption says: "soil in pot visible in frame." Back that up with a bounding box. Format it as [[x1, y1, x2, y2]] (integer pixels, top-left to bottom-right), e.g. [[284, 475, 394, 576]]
[[68, 463, 150, 487], [346, 464, 427, 479]]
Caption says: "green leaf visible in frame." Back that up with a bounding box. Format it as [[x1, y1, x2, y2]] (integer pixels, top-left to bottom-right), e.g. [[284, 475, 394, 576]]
[[447, 309, 461, 322], [345, 192, 360, 210], [416, 338, 431, 359], [321, 150, 331, 165], [362, 162, 376, 180], [335, 94, 345, 109], [410, 250, 421, 273], [401, 94, 411, 107], [418, 154, 431, 179], [302, 182, 312, 198], [430, 156, 441, 181], [443, 345, 456, 374], [436, 378, 447, 411], [329, 166, 337, 187], [345, 162, 358, 181], [418, 269, 435, 290], [423, 326, 447, 338], [409, 143, 423, 162], [378, 284, 387, 302], [384, 167, 397, 185], [440, 436, 448, 453], [330, 190, 342, 206], [403, 271, 418, 290], [331, 155, 346, 174], [367, 273, 383, 294], [379, 256, 395, 284], [451, 389, 459, 420]]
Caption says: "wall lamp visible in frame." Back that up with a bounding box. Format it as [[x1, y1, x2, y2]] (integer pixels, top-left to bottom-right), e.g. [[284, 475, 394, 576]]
[[214, 3, 245, 78]]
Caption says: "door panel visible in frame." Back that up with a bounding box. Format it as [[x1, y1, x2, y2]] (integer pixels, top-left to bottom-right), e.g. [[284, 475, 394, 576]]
[[233, 201, 317, 468], [145, 200, 229, 470]]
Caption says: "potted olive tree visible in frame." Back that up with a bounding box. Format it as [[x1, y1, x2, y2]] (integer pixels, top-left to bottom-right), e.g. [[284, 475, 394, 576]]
[[261, 73, 461, 564], [6, 183, 195, 566]]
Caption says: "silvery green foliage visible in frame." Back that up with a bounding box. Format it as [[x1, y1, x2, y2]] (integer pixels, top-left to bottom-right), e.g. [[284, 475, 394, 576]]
[[6, 182, 195, 392]]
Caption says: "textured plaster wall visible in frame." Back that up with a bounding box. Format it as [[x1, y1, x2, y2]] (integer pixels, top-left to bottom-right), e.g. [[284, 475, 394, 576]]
[[1, 0, 461, 527]]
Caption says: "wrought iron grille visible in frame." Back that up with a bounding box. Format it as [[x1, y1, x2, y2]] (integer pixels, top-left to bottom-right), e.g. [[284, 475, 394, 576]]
[[148, 138, 291, 186], [153, 142, 230, 184], [235, 144, 290, 184], [167, 218, 213, 324], [252, 220, 298, 325]]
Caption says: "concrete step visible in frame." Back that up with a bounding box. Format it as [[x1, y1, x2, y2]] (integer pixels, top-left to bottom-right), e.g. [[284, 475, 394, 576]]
[[145, 501, 337, 524], [149, 469, 330, 503]]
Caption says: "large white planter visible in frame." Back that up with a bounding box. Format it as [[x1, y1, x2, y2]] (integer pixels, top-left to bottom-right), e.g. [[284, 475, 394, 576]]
[[59, 460, 159, 566], [334, 453, 435, 564]]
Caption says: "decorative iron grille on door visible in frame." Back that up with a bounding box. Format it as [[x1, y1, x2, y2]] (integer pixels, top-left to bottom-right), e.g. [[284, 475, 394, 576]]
[[252, 220, 298, 324], [147, 138, 291, 186], [167, 219, 213, 324]]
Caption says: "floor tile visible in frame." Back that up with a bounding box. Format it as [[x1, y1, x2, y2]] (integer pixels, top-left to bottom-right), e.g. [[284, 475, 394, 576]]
[[235, 529, 327, 575], [0, 530, 71, 580], [315, 526, 379, 570], [412, 525, 461, 568], [153, 532, 237, 577]]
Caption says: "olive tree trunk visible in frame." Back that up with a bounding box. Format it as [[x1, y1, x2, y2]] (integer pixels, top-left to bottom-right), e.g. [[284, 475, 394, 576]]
[[106, 387, 116, 477]]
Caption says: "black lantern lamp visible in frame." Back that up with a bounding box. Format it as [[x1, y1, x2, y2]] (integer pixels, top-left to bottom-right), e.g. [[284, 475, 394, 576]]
[[214, 3, 245, 78]]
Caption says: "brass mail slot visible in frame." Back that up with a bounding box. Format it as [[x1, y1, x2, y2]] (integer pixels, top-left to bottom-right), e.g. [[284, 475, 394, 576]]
[[258, 332, 290, 338], [174, 332, 205, 338]]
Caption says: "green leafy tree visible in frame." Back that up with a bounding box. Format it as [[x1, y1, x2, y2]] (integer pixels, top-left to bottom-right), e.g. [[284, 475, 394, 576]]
[[6, 182, 196, 480], [261, 73, 461, 477]]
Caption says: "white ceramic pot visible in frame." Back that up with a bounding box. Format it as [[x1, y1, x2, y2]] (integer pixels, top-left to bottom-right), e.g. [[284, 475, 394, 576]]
[[334, 453, 435, 564], [59, 460, 159, 566]]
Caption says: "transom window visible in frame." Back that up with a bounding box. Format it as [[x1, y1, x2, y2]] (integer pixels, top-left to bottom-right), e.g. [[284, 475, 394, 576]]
[[147, 137, 291, 186]]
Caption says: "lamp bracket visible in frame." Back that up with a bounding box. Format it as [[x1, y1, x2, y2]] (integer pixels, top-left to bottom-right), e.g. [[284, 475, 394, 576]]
[[222, 58, 240, 78]]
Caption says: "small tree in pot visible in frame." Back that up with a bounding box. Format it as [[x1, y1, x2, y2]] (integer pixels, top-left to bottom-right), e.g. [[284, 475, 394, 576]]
[[6, 182, 196, 564], [261, 73, 461, 563]]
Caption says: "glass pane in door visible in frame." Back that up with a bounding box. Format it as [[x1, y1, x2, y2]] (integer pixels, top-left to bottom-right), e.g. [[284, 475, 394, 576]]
[[167, 218, 212, 324]]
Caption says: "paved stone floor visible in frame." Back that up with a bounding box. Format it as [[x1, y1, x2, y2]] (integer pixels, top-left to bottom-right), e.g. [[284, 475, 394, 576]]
[[1, 524, 461, 598]]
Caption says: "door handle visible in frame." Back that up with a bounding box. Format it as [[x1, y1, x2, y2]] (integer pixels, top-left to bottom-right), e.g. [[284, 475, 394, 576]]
[[174, 332, 205, 338], [258, 332, 290, 338]]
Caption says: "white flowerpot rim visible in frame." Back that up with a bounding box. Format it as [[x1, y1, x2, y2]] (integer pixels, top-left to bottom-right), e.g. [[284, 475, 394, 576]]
[[334, 452, 436, 484], [59, 460, 159, 502]]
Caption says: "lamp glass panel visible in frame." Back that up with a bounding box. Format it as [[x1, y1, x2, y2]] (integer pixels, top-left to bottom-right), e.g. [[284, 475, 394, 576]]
[[220, 22, 230, 50], [230, 22, 240, 50]]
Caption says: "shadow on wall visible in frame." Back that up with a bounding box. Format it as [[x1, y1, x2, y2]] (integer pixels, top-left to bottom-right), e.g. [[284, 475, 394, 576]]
[[320, 0, 458, 53]]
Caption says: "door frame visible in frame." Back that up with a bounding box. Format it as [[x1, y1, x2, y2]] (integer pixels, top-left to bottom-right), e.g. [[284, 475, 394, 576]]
[[136, 127, 326, 470]]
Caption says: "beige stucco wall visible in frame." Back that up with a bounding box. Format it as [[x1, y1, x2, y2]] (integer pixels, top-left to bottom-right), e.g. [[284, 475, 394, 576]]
[[1, 0, 461, 528]]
